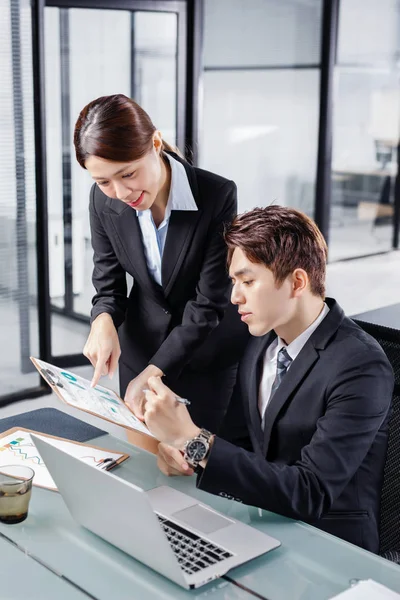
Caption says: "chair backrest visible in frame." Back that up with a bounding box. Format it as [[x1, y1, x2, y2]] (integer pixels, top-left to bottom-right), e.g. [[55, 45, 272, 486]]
[[353, 319, 400, 556]]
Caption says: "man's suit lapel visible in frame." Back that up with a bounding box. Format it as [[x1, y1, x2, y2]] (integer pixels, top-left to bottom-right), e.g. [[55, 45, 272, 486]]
[[106, 199, 166, 306], [261, 345, 319, 454], [247, 332, 276, 449], [261, 298, 345, 456]]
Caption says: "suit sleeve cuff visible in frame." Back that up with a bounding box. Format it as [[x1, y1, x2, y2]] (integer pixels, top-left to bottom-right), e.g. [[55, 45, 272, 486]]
[[148, 350, 184, 381], [90, 307, 124, 329], [196, 436, 244, 504]]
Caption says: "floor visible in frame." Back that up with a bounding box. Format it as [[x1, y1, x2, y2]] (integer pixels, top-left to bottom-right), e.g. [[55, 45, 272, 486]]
[[326, 250, 400, 315], [1, 249, 400, 411]]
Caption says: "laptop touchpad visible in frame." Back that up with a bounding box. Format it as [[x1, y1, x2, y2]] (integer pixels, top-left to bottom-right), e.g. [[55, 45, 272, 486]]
[[172, 504, 233, 534]]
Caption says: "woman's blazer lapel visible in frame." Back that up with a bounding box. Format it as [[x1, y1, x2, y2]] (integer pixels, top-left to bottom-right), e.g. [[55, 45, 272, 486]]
[[161, 155, 203, 297], [105, 196, 166, 306]]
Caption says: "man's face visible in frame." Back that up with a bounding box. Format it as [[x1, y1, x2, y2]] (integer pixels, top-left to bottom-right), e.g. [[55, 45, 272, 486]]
[[229, 248, 294, 337]]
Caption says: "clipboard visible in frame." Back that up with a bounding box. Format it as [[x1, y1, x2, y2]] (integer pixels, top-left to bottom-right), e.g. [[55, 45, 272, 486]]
[[30, 357, 154, 439], [0, 427, 130, 492]]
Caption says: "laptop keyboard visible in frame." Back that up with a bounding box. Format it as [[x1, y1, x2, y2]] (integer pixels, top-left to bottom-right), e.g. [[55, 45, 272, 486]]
[[156, 514, 233, 575]]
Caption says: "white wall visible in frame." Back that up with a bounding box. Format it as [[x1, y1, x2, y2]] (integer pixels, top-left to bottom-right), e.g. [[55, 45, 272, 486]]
[[338, 0, 400, 65]]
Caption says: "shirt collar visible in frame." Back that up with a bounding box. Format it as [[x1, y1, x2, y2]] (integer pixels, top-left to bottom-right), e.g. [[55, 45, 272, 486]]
[[277, 302, 330, 362], [164, 152, 197, 215], [137, 153, 197, 225]]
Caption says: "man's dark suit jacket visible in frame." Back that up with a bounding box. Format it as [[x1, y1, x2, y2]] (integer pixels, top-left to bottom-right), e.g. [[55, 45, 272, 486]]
[[88, 152, 248, 427], [197, 298, 394, 553]]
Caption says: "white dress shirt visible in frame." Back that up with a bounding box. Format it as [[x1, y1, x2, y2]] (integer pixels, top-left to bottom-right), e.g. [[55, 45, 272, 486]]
[[258, 302, 330, 427], [135, 153, 198, 286]]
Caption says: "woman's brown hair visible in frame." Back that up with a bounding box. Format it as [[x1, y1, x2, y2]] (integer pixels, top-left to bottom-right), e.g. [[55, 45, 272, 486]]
[[74, 94, 180, 168], [224, 206, 328, 298]]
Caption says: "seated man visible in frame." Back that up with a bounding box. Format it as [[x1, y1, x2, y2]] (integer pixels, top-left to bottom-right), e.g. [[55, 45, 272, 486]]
[[142, 206, 393, 553]]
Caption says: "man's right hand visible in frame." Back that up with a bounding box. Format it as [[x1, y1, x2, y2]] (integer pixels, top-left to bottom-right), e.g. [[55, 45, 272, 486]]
[[83, 313, 121, 388]]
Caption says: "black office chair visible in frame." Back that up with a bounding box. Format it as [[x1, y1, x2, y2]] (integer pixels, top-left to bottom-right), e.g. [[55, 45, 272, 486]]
[[353, 319, 400, 564]]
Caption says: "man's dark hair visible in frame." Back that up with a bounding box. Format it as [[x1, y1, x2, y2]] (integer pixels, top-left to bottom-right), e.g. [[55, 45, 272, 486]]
[[224, 206, 328, 298]]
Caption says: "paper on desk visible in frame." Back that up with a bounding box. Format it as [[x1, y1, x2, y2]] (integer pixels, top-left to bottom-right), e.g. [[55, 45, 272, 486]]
[[0, 430, 127, 491], [30, 357, 154, 437], [330, 580, 400, 599]]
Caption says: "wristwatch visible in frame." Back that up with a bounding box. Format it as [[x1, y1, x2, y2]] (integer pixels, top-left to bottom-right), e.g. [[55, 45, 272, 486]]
[[183, 429, 213, 469]]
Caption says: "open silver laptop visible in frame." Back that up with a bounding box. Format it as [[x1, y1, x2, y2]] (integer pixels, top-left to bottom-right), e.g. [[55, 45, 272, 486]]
[[32, 434, 280, 589]]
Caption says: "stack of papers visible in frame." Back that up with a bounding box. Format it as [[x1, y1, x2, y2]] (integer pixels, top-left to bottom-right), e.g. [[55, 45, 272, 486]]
[[331, 580, 400, 599]]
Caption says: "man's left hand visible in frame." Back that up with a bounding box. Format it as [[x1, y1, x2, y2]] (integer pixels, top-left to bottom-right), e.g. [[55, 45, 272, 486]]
[[157, 443, 194, 477], [143, 376, 200, 448]]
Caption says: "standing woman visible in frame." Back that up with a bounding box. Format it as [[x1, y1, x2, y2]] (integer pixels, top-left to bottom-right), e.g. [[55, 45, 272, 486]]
[[74, 94, 248, 431]]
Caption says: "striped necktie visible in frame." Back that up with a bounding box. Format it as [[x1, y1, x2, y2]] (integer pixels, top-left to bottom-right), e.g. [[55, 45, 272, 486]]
[[270, 347, 292, 397]]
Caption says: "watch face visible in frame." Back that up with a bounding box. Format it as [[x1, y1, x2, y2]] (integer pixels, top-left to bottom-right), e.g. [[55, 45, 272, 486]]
[[186, 440, 207, 462]]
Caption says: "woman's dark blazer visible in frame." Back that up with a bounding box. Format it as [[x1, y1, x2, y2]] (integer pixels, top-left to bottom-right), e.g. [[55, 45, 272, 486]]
[[88, 152, 249, 425]]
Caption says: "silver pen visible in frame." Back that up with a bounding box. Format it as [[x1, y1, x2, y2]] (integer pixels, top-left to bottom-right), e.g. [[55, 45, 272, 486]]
[[142, 388, 191, 406]]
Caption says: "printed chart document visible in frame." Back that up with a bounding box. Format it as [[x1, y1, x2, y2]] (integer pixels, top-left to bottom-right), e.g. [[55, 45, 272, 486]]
[[31, 357, 154, 437], [330, 580, 400, 599], [0, 427, 129, 491]]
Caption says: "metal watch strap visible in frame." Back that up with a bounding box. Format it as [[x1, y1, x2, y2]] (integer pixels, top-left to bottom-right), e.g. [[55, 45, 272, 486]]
[[185, 428, 212, 468], [194, 428, 213, 474], [197, 428, 213, 447]]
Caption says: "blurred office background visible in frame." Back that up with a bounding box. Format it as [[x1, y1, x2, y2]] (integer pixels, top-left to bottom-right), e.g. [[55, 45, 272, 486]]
[[1, 0, 400, 403]]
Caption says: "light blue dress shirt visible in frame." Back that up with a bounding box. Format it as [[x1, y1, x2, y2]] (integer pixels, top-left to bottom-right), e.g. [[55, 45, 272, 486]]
[[135, 153, 198, 286]]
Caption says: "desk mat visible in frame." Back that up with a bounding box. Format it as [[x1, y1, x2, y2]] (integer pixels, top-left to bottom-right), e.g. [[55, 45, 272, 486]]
[[0, 408, 107, 442]]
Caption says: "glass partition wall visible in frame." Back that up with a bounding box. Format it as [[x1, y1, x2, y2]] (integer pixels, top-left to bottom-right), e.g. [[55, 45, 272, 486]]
[[0, 0, 41, 399], [200, 0, 323, 215], [329, 0, 400, 260], [44, 5, 180, 359], [0, 0, 187, 404], [200, 0, 400, 257]]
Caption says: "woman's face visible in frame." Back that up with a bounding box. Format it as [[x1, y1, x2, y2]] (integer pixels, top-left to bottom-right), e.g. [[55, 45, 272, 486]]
[[85, 134, 164, 211]]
